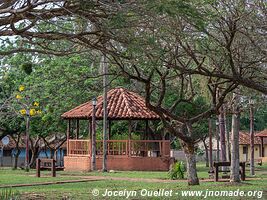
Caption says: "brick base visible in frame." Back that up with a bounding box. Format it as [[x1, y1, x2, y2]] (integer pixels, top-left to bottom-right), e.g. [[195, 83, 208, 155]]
[[64, 156, 172, 171], [64, 156, 90, 171]]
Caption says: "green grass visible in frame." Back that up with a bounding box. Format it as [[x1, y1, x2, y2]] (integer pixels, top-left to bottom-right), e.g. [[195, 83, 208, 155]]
[[0, 168, 78, 186], [0, 162, 266, 200]]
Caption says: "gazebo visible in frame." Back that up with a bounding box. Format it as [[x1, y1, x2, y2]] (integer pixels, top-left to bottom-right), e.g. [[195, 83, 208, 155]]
[[256, 129, 267, 163], [61, 88, 172, 171]]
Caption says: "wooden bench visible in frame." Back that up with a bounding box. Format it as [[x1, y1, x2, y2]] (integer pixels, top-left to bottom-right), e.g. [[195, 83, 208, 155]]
[[246, 159, 262, 166], [36, 158, 61, 177], [213, 161, 246, 182]]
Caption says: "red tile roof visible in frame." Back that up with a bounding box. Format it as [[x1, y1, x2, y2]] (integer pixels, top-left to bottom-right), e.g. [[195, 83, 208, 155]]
[[0, 135, 67, 150], [61, 87, 160, 120], [256, 129, 267, 137], [239, 131, 263, 145]]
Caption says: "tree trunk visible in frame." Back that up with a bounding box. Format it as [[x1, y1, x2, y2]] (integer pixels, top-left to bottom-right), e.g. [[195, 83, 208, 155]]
[[29, 147, 40, 168], [224, 107, 231, 162], [102, 54, 108, 172], [249, 101, 255, 175], [203, 139, 209, 167], [208, 118, 214, 173], [182, 142, 199, 185], [13, 149, 20, 169], [230, 93, 241, 182], [219, 106, 227, 163]]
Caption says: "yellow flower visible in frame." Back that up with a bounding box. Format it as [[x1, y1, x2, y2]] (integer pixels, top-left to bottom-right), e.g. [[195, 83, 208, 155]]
[[16, 94, 22, 99], [20, 109, 26, 115], [33, 101, 39, 107], [19, 85, 25, 92], [36, 110, 42, 115], [29, 109, 36, 116]]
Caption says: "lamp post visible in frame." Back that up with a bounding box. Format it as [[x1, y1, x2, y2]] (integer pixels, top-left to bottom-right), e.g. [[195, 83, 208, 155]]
[[208, 118, 214, 174], [215, 120, 220, 162], [249, 99, 255, 176], [91, 97, 97, 171]]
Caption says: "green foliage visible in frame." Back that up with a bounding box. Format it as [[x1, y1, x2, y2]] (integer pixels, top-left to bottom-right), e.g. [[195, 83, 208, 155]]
[[170, 139, 181, 150], [20, 63, 33, 75], [0, 188, 20, 200], [168, 161, 186, 180], [196, 147, 205, 156]]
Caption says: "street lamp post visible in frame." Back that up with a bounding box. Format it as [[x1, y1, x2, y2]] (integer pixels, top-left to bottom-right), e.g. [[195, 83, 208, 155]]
[[215, 120, 220, 162], [208, 118, 214, 174], [91, 97, 97, 171]]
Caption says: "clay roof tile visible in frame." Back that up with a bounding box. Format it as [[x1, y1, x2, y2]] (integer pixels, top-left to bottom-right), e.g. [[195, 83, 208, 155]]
[[61, 87, 160, 120]]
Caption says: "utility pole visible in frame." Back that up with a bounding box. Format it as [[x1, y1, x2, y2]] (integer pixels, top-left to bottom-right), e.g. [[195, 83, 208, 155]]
[[208, 118, 214, 174], [249, 99, 255, 176], [102, 54, 108, 172], [215, 120, 220, 162], [91, 97, 97, 171]]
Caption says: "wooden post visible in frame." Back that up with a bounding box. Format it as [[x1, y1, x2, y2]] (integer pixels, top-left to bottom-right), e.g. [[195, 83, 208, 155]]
[[261, 137, 264, 157], [52, 159, 56, 177], [108, 120, 112, 140], [145, 120, 149, 140], [214, 162, 219, 182], [159, 141, 162, 156], [240, 162, 245, 181], [67, 120, 69, 156], [76, 119, 80, 139], [88, 119, 92, 140], [36, 158, 40, 177], [67, 120, 70, 140], [128, 120, 132, 140]]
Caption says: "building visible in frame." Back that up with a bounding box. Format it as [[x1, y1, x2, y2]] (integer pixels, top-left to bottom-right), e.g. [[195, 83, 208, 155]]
[[62, 88, 173, 171], [239, 131, 267, 162]]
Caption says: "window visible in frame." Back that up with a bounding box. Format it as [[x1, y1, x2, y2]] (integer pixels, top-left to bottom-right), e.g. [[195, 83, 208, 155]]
[[243, 146, 248, 154]]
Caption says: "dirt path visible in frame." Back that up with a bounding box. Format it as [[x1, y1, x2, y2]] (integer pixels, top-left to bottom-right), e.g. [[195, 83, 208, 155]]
[[0, 178, 101, 188]]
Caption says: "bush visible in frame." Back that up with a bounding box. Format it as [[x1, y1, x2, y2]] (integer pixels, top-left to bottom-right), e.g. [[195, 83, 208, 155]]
[[0, 188, 20, 200], [168, 161, 186, 180]]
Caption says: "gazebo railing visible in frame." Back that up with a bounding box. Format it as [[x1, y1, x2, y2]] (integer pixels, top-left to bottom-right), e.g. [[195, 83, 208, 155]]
[[67, 139, 170, 157], [68, 139, 91, 156]]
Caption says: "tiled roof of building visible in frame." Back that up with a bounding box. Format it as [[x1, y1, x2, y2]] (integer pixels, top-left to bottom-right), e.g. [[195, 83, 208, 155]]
[[61, 87, 160, 120], [239, 131, 263, 145], [0, 135, 66, 150], [256, 129, 267, 137]]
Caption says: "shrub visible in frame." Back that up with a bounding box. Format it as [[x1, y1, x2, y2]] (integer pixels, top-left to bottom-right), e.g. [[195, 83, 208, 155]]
[[168, 161, 186, 180], [0, 188, 20, 200]]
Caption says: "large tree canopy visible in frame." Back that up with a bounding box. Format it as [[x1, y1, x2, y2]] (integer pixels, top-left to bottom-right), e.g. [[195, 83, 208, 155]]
[[0, 0, 266, 93], [0, 0, 266, 185]]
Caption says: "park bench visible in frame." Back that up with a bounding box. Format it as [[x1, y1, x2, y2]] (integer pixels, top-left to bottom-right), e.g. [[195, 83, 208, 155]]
[[36, 158, 64, 177], [213, 161, 246, 182], [246, 158, 262, 166]]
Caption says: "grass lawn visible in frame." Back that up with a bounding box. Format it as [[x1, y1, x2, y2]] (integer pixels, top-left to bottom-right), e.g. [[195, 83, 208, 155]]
[[0, 162, 266, 200]]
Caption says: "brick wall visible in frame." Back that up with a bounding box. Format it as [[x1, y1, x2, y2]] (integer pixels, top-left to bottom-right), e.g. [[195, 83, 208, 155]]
[[64, 156, 172, 171], [64, 156, 90, 171]]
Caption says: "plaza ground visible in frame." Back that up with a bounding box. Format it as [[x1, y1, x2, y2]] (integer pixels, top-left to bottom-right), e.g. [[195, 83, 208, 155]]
[[0, 162, 266, 200]]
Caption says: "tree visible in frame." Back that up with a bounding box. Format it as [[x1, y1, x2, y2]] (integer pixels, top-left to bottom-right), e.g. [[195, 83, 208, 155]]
[[0, 0, 267, 185], [230, 92, 241, 182]]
